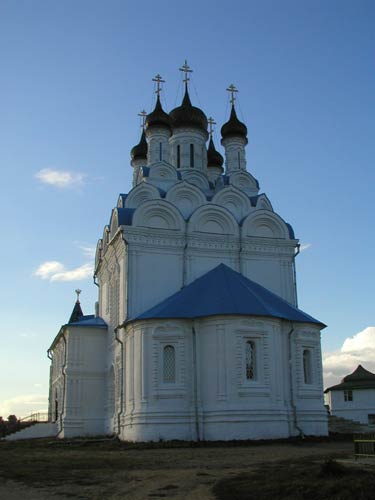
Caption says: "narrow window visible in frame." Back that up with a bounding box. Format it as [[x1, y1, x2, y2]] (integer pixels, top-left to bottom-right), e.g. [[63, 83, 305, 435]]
[[190, 143, 194, 168], [54, 390, 58, 422], [344, 390, 353, 402], [108, 366, 115, 417], [237, 151, 241, 169], [159, 142, 162, 161], [163, 345, 176, 383], [303, 349, 312, 384], [245, 340, 256, 380], [177, 145, 181, 168]]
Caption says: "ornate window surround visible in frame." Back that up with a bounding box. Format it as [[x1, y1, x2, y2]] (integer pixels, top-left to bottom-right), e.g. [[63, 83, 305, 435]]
[[235, 327, 270, 396]]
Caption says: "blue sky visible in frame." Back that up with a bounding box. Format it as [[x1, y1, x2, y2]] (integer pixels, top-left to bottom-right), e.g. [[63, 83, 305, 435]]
[[1, 0, 374, 417]]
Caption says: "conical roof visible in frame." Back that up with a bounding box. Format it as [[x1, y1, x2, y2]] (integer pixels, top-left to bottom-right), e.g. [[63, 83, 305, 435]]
[[221, 105, 248, 142], [207, 137, 224, 169], [128, 264, 324, 326], [343, 365, 375, 383], [169, 88, 208, 134], [130, 129, 147, 160], [68, 300, 84, 323], [145, 96, 171, 131], [325, 365, 375, 393]]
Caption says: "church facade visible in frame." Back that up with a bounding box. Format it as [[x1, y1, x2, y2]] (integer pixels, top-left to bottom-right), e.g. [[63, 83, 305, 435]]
[[48, 64, 328, 441]]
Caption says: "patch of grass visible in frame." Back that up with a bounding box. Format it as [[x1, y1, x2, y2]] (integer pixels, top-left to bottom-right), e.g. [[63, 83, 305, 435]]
[[212, 460, 375, 500], [319, 458, 348, 477]]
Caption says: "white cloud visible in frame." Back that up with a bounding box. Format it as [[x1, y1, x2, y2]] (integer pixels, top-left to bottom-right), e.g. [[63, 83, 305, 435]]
[[33, 244, 96, 282], [300, 243, 312, 252], [35, 168, 85, 188], [0, 394, 48, 419], [50, 262, 94, 282], [323, 326, 375, 388], [34, 261, 93, 282], [76, 243, 96, 259], [33, 261, 65, 279]]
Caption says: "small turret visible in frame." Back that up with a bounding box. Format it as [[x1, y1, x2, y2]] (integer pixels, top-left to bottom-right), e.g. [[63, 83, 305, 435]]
[[169, 61, 208, 171], [145, 75, 171, 165], [221, 85, 248, 174], [145, 95, 171, 131], [130, 122, 148, 187], [221, 105, 248, 142], [207, 117, 224, 184], [130, 129, 147, 161]]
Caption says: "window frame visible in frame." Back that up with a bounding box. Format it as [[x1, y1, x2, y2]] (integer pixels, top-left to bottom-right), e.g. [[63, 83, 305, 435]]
[[245, 340, 256, 381], [162, 344, 176, 384], [344, 389, 353, 402], [242, 337, 261, 384], [302, 348, 313, 385]]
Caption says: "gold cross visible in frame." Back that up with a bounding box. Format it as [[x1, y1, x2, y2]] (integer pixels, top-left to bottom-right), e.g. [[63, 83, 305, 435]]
[[75, 289, 81, 302], [226, 84, 238, 106], [207, 117, 216, 137], [138, 110, 147, 129], [179, 60, 193, 88], [152, 74, 165, 97]]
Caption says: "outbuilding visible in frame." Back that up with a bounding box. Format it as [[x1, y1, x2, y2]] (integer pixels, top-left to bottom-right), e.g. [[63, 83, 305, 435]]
[[325, 365, 375, 425]]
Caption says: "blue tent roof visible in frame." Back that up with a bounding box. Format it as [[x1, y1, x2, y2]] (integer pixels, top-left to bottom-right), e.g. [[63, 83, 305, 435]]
[[129, 264, 325, 327]]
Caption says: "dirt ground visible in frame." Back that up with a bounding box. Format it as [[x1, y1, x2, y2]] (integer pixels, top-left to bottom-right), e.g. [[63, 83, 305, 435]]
[[0, 438, 363, 499]]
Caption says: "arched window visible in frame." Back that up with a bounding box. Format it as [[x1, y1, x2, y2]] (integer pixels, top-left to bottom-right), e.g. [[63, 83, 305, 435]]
[[303, 349, 312, 384], [177, 145, 181, 168], [245, 340, 256, 380], [190, 144, 195, 168], [163, 345, 176, 383]]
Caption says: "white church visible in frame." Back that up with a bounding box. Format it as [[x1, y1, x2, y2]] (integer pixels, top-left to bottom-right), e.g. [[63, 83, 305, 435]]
[[48, 63, 328, 441]]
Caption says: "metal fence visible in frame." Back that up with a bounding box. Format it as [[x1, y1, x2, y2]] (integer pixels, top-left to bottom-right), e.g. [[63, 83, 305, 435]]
[[20, 412, 50, 423], [354, 433, 375, 458]]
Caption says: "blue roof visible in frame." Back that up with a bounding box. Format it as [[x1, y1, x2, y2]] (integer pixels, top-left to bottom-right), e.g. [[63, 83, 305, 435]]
[[249, 195, 260, 207], [117, 193, 127, 207], [130, 264, 324, 327], [116, 207, 135, 226], [285, 223, 295, 239], [49, 314, 107, 351], [68, 314, 107, 328]]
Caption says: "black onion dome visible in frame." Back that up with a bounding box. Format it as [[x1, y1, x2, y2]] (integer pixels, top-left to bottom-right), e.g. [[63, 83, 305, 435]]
[[169, 88, 208, 133], [207, 137, 224, 169], [130, 129, 147, 160], [221, 105, 248, 142], [145, 96, 171, 131]]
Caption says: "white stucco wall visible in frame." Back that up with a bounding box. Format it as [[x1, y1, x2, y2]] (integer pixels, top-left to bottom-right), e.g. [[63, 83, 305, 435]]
[[50, 326, 107, 438], [115, 317, 326, 442], [327, 389, 375, 424]]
